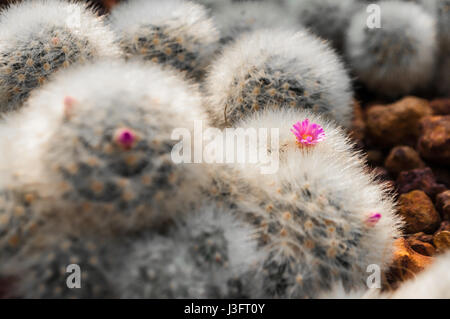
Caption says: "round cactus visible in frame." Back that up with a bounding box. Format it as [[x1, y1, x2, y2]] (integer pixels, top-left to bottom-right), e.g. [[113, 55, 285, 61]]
[[204, 29, 353, 128], [208, 109, 402, 298], [346, 1, 437, 97], [284, 0, 362, 51], [108, 0, 219, 79], [0, 0, 121, 113], [0, 60, 208, 235], [115, 203, 260, 298], [211, 1, 297, 46]]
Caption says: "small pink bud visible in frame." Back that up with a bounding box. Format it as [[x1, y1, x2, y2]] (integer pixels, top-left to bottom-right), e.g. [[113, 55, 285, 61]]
[[365, 213, 382, 227], [114, 128, 137, 150], [63, 96, 77, 119]]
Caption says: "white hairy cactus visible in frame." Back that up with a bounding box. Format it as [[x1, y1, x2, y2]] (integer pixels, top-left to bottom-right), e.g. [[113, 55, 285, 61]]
[[108, 0, 219, 79], [208, 108, 402, 298], [346, 1, 437, 97], [204, 29, 353, 128], [0, 0, 121, 113], [115, 202, 261, 298], [285, 0, 362, 51], [211, 2, 297, 46], [0, 60, 208, 235]]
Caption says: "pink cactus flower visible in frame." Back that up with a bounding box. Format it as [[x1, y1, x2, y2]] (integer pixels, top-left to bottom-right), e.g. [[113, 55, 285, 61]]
[[291, 119, 325, 146], [365, 213, 382, 227], [114, 128, 137, 150]]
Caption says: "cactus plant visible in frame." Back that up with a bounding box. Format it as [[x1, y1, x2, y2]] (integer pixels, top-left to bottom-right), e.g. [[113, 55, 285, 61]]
[[115, 202, 261, 298], [208, 108, 402, 298], [346, 1, 437, 97], [204, 29, 353, 128], [0, 0, 121, 113], [108, 0, 219, 79], [0, 60, 208, 235]]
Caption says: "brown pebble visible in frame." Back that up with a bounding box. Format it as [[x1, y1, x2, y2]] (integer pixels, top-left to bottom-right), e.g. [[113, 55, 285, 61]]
[[397, 190, 441, 234], [366, 96, 431, 147], [384, 146, 425, 175], [417, 116, 450, 164]]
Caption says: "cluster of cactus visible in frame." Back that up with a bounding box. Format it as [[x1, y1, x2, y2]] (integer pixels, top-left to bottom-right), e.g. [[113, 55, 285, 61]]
[[206, 108, 401, 298], [0, 60, 208, 236], [204, 29, 353, 128], [2, 200, 260, 299], [0, 0, 445, 299], [108, 0, 219, 79], [0, 0, 120, 113]]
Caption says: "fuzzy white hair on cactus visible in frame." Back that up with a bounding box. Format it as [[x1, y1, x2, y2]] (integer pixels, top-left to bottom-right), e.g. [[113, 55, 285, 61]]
[[207, 108, 402, 298]]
